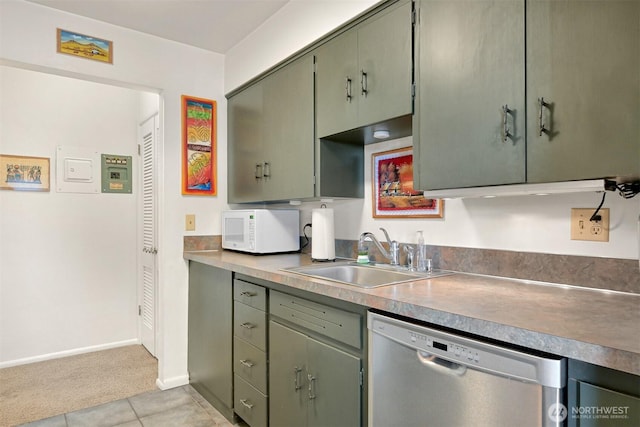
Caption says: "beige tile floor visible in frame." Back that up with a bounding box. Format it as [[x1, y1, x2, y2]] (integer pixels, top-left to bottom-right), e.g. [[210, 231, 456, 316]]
[[19, 385, 246, 427]]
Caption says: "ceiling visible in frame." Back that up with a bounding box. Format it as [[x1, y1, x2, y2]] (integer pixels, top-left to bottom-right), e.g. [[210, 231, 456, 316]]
[[25, 0, 290, 54]]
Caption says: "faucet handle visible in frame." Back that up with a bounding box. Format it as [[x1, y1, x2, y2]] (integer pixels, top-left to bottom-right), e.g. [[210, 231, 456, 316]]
[[402, 245, 415, 271]]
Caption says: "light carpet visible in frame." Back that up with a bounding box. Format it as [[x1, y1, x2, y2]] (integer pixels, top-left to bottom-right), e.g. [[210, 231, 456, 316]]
[[0, 345, 157, 426]]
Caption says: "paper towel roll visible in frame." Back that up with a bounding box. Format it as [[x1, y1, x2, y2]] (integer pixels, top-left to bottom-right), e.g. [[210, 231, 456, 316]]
[[312, 207, 335, 261]]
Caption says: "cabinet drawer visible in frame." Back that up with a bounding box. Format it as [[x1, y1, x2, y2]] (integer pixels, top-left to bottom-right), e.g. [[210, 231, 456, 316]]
[[234, 279, 267, 311], [234, 302, 267, 351], [234, 336, 267, 394], [234, 375, 268, 427], [270, 291, 361, 349]]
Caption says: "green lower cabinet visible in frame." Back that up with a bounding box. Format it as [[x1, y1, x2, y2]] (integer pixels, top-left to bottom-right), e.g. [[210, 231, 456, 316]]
[[269, 320, 361, 427], [187, 263, 234, 421], [568, 359, 640, 427], [235, 375, 268, 427]]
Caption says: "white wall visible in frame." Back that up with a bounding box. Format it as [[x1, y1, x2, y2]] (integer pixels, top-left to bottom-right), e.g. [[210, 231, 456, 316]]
[[0, 67, 143, 364], [227, 2, 640, 261], [225, 0, 379, 92], [0, 0, 227, 387]]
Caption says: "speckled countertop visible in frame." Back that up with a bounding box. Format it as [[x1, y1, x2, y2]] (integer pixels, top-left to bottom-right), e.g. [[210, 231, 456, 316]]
[[184, 250, 640, 376]]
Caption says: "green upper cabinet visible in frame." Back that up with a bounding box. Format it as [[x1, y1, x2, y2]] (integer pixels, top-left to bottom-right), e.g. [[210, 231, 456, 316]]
[[526, 0, 640, 183], [413, 0, 526, 191], [315, 0, 413, 139], [228, 80, 264, 203], [414, 0, 640, 192], [227, 54, 315, 203]]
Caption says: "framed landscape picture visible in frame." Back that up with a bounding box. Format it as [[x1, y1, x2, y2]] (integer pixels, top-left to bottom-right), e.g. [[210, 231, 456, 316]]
[[57, 28, 113, 64], [1, 154, 50, 192], [372, 147, 443, 218], [181, 95, 217, 196]]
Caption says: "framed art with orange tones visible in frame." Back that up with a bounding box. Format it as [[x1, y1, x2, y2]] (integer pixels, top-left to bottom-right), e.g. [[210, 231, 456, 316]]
[[372, 147, 443, 218], [182, 95, 217, 196], [56, 29, 113, 64]]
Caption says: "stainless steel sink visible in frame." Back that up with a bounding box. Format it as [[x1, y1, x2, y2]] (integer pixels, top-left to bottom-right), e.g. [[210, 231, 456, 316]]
[[282, 261, 454, 288]]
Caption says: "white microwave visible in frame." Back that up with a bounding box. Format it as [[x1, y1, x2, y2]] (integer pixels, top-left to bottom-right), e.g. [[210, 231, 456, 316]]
[[222, 209, 300, 254]]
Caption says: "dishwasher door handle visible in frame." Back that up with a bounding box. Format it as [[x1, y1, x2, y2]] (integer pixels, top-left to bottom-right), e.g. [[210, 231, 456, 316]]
[[417, 350, 467, 376]]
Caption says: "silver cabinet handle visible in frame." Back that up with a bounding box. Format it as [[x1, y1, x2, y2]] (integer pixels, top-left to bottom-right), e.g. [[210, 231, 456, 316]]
[[361, 71, 368, 97], [538, 97, 549, 136], [307, 374, 316, 400], [263, 161, 270, 178], [239, 398, 254, 410], [240, 322, 255, 329], [239, 291, 257, 297], [502, 104, 512, 142], [294, 366, 303, 391], [345, 77, 352, 102], [240, 359, 255, 368], [255, 163, 263, 179]]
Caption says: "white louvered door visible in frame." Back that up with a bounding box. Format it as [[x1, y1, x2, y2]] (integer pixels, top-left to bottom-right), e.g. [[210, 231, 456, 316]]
[[139, 114, 158, 356]]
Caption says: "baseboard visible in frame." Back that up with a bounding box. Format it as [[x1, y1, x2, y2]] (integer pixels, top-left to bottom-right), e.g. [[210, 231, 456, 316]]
[[156, 374, 189, 390], [0, 338, 141, 369]]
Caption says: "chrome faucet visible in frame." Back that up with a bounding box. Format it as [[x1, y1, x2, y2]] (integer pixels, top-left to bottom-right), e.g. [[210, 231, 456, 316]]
[[359, 228, 400, 266]]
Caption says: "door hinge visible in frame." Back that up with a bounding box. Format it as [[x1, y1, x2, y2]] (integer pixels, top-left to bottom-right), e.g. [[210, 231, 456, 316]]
[[359, 369, 364, 387], [138, 305, 142, 316], [137, 144, 141, 156]]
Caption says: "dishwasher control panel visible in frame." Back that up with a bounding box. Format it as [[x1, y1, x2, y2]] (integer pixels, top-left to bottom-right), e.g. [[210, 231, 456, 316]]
[[408, 330, 481, 364]]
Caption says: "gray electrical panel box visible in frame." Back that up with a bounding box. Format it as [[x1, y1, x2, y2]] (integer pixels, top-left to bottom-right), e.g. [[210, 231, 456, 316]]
[[101, 154, 132, 193]]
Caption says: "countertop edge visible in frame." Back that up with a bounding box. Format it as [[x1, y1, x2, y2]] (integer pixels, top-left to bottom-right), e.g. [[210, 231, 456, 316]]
[[184, 250, 640, 376]]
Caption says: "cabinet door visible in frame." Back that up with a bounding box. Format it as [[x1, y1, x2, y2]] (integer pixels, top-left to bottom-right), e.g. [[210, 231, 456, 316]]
[[227, 81, 264, 203], [269, 321, 307, 427], [414, 0, 526, 190], [307, 337, 361, 427], [187, 263, 233, 409], [526, 0, 640, 183], [570, 380, 640, 427], [357, 0, 413, 128], [262, 54, 315, 201], [315, 30, 359, 138]]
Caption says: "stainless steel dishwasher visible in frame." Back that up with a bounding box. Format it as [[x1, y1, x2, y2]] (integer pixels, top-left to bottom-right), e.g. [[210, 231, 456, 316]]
[[368, 312, 567, 427]]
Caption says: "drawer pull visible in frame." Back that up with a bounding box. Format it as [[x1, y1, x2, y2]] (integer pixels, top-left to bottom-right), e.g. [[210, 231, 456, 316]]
[[239, 398, 254, 410], [240, 322, 255, 329], [294, 366, 303, 391], [240, 291, 257, 297], [240, 359, 255, 368]]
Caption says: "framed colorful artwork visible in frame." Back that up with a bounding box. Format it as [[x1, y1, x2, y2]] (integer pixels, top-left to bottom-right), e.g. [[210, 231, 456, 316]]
[[372, 147, 443, 218], [56, 28, 113, 64], [1, 154, 50, 192], [182, 95, 217, 196]]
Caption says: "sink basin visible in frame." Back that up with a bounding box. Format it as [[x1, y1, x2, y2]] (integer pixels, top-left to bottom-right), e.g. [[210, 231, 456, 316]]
[[283, 261, 454, 288]]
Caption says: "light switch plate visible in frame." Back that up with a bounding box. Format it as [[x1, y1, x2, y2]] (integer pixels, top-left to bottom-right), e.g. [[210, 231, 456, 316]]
[[186, 214, 196, 231], [570, 208, 609, 242]]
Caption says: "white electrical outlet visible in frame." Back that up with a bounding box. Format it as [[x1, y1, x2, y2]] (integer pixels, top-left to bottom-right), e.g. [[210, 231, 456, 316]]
[[570, 208, 609, 242]]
